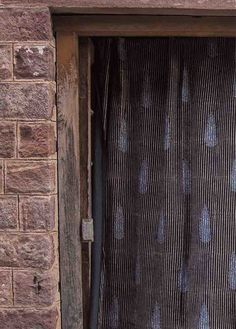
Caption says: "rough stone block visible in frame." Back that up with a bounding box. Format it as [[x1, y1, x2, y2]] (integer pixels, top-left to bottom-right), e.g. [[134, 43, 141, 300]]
[[0, 197, 18, 230], [13, 269, 58, 307], [6, 161, 56, 194], [0, 234, 55, 269], [0, 270, 12, 306], [0, 45, 12, 80], [19, 122, 56, 158], [20, 196, 55, 231], [0, 9, 53, 42], [14, 45, 55, 80], [0, 122, 16, 158], [0, 307, 59, 329], [0, 83, 54, 120]]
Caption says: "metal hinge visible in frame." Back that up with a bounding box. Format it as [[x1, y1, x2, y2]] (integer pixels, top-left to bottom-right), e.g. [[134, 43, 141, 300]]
[[81, 218, 94, 242]]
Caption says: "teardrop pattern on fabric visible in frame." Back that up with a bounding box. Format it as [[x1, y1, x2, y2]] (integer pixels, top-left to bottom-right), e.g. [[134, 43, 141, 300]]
[[204, 114, 217, 148], [182, 66, 189, 103], [228, 252, 236, 290], [199, 206, 211, 244], [151, 303, 161, 329], [114, 205, 125, 240], [118, 37, 126, 61], [178, 263, 188, 293], [233, 70, 236, 97], [164, 116, 170, 151], [208, 39, 218, 58], [156, 210, 165, 244], [109, 297, 119, 329], [141, 69, 152, 109], [118, 119, 128, 153], [182, 160, 191, 195], [135, 255, 141, 286], [230, 159, 236, 192], [199, 304, 210, 329], [139, 159, 149, 194]]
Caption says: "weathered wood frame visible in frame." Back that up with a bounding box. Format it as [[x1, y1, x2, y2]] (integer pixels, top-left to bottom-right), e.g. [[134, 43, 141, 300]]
[[55, 15, 236, 329]]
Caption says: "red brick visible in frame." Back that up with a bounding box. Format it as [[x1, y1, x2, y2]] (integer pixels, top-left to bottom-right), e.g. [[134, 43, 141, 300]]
[[14, 45, 55, 80], [0, 9, 53, 42], [0, 122, 16, 158], [20, 196, 55, 231], [0, 307, 59, 329], [0, 45, 12, 80], [6, 161, 56, 194], [0, 197, 18, 230], [13, 269, 58, 307], [0, 83, 54, 120], [0, 234, 55, 269], [19, 123, 56, 158], [0, 270, 12, 306]]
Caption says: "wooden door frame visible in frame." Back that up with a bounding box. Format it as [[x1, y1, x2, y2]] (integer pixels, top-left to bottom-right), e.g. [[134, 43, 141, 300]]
[[54, 15, 236, 329]]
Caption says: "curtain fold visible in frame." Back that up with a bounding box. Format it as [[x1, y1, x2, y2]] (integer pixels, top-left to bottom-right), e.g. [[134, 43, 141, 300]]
[[92, 37, 236, 329]]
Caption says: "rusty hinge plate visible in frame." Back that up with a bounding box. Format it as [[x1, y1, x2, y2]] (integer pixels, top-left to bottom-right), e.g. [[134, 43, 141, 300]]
[[82, 218, 94, 242]]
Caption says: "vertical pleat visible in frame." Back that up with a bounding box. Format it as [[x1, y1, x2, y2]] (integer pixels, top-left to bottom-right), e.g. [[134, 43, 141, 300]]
[[92, 37, 236, 329]]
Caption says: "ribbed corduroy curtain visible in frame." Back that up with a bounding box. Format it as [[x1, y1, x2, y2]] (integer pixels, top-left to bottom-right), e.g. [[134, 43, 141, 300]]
[[93, 38, 236, 329]]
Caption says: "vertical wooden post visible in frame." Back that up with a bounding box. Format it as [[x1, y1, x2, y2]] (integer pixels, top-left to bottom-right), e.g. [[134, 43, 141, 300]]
[[57, 32, 83, 329], [79, 37, 92, 329]]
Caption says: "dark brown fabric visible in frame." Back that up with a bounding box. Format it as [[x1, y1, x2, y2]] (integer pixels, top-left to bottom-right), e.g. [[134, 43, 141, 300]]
[[93, 37, 236, 329]]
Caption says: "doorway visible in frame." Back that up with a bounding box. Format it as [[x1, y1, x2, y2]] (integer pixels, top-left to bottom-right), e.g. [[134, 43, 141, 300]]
[[92, 36, 236, 329], [53, 16, 236, 329]]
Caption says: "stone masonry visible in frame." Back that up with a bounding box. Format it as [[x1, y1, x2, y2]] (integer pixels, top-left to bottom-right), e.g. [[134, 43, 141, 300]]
[[0, 7, 59, 329]]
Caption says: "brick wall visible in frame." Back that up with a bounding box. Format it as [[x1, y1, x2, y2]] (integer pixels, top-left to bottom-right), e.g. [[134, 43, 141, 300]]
[[0, 7, 60, 329]]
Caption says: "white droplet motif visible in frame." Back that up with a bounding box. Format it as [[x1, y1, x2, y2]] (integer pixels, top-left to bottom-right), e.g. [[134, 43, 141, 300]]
[[228, 253, 236, 290], [109, 297, 119, 329], [199, 206, 211, 243], [118, 119, 128, 153], [151, 303, 161, 329], [182, 66, 189, 103], [204, 114, 217, 147], [230, 159, 236, 192], [156, 210, 165, 244], [135, 255, 141, 285], [199, 304, 210, 329], [139, 160, 149, 194], [178, 263, 188, 293], [114, 205, 125, 240], [164, 116, 170, 151]]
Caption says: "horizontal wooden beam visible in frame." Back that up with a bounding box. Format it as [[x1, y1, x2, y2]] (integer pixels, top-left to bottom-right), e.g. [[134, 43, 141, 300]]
[[53, 15, 236, 36]]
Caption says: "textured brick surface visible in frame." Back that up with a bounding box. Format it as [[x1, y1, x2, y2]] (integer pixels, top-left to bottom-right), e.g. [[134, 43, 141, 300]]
[[0, 83, 54, 120], [19, 122, 56, 158], [0, 197, 18, 230], [0, 122, 16, 158], [20, 196, 55, 231], [0, 234, 55, 269], [6, 161, 56, 193], [14, 45, 55, 80], [0, 307, 59, 329], [13, 269, 58, 306], [0, 45, 12, 80], [0, 9, 53, 42], [0, 4, 59, 328], [0, 270, 12, 306]]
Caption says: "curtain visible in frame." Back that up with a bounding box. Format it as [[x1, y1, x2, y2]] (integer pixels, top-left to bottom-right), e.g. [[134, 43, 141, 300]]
[[92, 37, 236, 329]]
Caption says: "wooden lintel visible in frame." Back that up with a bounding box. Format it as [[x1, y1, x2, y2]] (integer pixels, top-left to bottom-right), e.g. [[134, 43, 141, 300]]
[[53, 15, 236, 36]]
